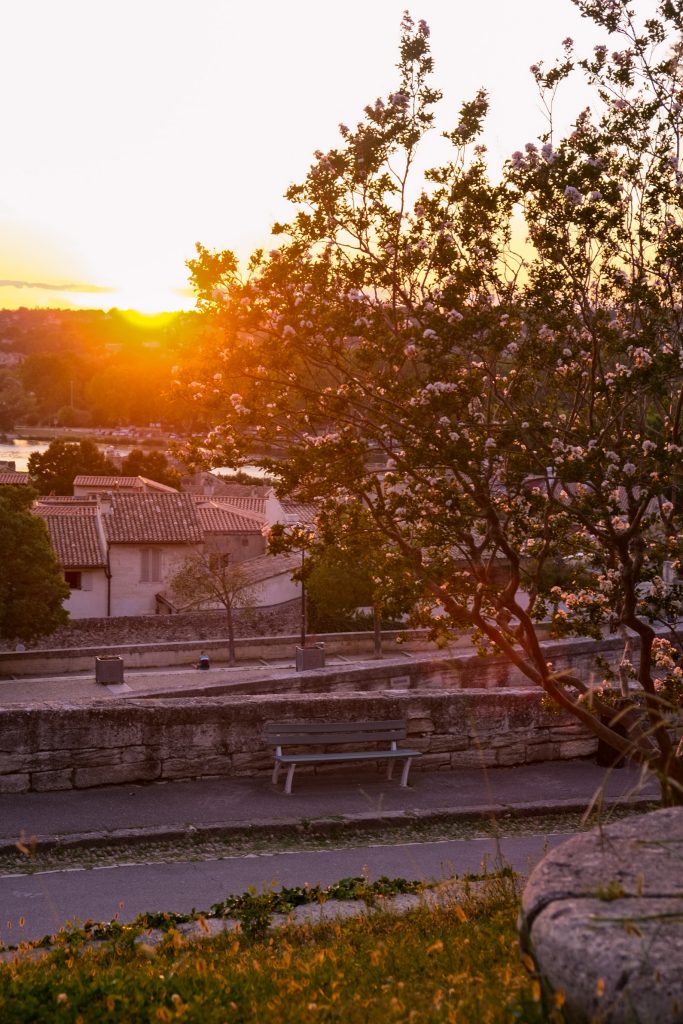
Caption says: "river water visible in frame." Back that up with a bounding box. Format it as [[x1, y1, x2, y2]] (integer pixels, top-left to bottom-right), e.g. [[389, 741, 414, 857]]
[[0, 437, 268, 477], [0, 438, 139, 472]]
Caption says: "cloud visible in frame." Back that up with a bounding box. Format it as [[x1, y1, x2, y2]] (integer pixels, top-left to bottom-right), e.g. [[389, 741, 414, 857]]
[[0, 279, 115, 293]]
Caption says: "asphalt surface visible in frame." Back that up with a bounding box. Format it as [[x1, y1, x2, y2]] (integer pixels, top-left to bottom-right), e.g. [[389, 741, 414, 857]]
[[0, 759, 658, 855], [0, 832, 574, 944]]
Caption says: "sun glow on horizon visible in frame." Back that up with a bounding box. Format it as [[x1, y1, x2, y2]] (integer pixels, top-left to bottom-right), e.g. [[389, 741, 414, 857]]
[[1, 0, 636, 316]]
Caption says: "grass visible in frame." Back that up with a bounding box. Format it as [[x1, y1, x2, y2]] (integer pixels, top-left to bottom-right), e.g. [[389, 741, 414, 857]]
[[0, 875, 566, 1023]]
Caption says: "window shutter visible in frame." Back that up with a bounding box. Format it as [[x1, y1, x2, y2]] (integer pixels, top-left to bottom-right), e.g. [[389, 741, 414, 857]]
[[151, 549, 162, 582], [141, 549, 150, 582], [81, 572, 93, 592]]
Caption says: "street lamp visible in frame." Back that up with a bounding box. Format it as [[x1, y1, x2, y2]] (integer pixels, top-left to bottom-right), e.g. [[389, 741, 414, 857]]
[[300, 546, 307, 648]]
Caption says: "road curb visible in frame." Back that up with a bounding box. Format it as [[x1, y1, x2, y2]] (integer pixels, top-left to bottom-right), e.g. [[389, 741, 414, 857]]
[[0, 793, 658, 857]]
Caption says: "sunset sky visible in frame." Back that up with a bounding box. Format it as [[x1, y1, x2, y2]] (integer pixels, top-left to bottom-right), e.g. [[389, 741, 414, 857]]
[[1, 0, 625, 313]]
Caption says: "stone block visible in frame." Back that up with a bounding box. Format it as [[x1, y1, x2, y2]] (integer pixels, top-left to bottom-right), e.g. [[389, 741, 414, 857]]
[[414, 752, 451, 770], [406, 717, 435, 735], [558, 738, 597, 758], [428, 735, 467, 753], [73, 760, 161, 788], [230, 751, 272, 771], [449, 749, 497, 769], [400, 737, 431, 753], [525, 742, 559, 763], [162, 755, 232, 779], [495, 743, 527, 766], [30, 769, 73, 791], [0, 773, 30, 793], [71, 745, 157, 768], [521, 808, 683, 1024]]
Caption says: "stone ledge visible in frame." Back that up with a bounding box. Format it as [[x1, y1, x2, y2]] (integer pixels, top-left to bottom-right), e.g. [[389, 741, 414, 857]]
[[520, 807, 683, 1023]]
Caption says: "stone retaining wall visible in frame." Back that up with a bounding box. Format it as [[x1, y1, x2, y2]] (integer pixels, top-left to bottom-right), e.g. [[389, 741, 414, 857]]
[[0, 690, 596, 793], [0, 603, 302, 654]]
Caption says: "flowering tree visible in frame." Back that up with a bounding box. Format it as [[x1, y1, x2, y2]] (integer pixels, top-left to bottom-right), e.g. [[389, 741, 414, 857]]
[[181, 4, 683, 803]]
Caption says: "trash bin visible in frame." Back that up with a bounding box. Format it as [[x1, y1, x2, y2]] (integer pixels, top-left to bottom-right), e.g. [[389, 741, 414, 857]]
[[95, 655, 124, 685], [295, 643, 325, 671]]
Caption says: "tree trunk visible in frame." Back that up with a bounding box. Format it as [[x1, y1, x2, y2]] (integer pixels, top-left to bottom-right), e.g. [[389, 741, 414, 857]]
[[226, 604, 236, 665]]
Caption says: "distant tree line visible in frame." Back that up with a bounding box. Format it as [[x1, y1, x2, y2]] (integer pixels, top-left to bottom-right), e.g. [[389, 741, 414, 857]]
[[0, 308, 213, 432], [27, 439, 182, 494]]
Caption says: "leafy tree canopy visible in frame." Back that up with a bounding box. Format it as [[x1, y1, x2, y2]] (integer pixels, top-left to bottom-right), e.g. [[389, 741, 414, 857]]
[[0, 486, 69, 644], [182, 3, 683, 803], [120, 449, 182, 489], [27, 439, 119, 495]]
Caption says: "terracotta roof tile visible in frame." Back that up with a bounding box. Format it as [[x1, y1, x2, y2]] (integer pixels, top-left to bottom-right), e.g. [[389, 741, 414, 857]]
[[195, 503, 264, 534], [0, 471, 30, 486], [211, 496, 268, 515], [279, 500, 318, 525], [102, 492, 203, 545], [238, 551, 300, 585], [74, 475, 144, 489], [33, 506, 106, 568]]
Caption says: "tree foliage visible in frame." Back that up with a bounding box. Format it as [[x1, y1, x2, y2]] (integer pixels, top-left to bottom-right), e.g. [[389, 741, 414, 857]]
[[182, 4, 683, 802], [120, 449, 182, 489], [27, 439, 119, 495], [0, 486, 69, 644], [270, 504, 419, 647]]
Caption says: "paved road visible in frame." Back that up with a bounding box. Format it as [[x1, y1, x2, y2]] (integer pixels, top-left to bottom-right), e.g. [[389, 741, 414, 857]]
[[0, 832, 573, 944]]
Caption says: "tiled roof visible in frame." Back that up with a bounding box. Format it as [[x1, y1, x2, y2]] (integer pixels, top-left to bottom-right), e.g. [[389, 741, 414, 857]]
[[74, 475, 144, 489], [279, 500, 318, 525], [33, 505, 106, 568], [33, 499, 97, 515], [238, 551, 301, 586], [102, 492, 203, 545], [137, 476, 178, 493], [0, 471, 30, 486], [195, 503, 265, 534], [211, 495, 268, 515]]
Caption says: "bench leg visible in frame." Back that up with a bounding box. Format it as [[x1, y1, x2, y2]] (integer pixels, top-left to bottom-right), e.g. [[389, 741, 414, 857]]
[[386, 760, 395, 781], [272, 761, 281, 785], [284, 763, 296, 795], [400, 758, 413, 788]]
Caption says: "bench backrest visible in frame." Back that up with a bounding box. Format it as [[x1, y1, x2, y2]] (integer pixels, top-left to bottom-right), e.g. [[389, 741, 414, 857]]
[[263, 719, 407, 747]]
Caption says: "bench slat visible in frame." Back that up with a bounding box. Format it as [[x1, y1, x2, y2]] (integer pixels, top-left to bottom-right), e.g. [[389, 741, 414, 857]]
[[263, 718, 421, 794], [264, 720, 407, 745], [275, 749, 421, 765]]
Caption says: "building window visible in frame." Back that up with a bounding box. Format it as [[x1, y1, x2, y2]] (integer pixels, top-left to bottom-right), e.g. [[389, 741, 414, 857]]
[[140, 548, 162, 583], [64, 571, 93, 591]]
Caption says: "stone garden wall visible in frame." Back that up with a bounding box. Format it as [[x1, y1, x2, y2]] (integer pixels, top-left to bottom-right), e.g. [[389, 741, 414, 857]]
[[0, 689, 595, 793], [0, 603, 302, 653]]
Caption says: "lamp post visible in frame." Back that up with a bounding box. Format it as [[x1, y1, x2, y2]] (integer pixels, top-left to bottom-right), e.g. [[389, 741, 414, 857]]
[[300, 546, 307, 648]]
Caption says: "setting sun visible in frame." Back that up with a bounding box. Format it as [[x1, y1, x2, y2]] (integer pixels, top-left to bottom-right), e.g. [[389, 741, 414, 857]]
[[0, 0, 610, 314]]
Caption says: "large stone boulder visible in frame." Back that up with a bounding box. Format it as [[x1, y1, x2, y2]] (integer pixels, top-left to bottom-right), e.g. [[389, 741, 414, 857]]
[[520, 807, 683, 1023]]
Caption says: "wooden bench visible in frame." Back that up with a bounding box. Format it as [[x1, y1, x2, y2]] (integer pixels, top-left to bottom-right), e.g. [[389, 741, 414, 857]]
[[263, 719, 422, 795]]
